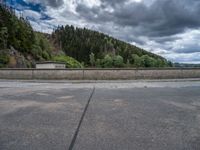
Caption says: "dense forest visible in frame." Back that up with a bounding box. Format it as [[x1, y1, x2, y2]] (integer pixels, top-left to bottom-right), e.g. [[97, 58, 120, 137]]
[[51, 26, 172, 68], [0, 2, 172, 68]]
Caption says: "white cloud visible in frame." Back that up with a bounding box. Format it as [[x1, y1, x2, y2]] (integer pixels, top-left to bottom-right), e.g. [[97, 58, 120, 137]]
[[19, 0, 200, 63], [131, 29, 200, 63], [79, 0, 101, 7], [23, 9, 41, 20], [171, 29, 200, 53]]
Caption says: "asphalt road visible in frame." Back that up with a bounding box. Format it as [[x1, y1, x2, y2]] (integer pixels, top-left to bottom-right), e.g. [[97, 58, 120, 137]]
[[0, 80, 200, 150]]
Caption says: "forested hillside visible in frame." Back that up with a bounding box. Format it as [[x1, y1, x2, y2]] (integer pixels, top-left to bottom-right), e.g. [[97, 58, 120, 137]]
[[51, 26, 172, 68], [0, 4, 52, 67], [0, 2, 172, 68], [0, 3, 81, 68]]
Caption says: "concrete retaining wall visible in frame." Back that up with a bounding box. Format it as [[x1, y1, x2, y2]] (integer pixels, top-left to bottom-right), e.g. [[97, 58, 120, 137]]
[[0, 68, 200, 80]]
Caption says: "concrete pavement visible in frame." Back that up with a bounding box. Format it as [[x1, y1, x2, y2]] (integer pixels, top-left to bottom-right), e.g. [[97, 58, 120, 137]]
[[0, 80, 200, 150]]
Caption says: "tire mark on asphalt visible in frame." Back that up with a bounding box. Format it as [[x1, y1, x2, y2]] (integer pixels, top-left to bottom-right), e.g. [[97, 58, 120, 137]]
[[68, 87, 95, 150]]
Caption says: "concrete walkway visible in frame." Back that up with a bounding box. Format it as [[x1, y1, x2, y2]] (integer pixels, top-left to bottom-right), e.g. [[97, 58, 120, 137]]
[[0, 80, 200, 150]]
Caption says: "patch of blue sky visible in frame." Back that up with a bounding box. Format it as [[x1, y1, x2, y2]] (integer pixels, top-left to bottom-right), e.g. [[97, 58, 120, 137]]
[[7, 0, 45, 12]]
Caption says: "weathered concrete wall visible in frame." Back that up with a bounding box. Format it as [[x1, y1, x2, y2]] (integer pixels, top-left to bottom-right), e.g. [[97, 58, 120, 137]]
[[0, 69, 33, 79], [0, 68, 200, 80], [33, 70, 83, 80], [83, 70, 136, 80], [83, 69, 200, 80]]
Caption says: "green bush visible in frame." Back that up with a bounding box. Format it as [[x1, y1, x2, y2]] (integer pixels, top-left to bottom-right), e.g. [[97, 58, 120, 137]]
[[42, 51, 50, 60], [31, 45, 42, 60], [131, 54, 167, 68], [141, 55, 156, 67], [113, 55, 124, 67], [101, 55, 113, 68], [131, 54, 142, 67], [53, 55, 83, 68]]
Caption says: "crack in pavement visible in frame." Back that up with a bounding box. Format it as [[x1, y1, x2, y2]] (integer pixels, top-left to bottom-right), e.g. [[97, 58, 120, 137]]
[[68, 87, 95, 150]]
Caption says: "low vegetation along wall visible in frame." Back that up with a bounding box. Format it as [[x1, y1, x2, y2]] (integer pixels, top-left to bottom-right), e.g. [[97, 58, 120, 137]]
[[0, 68, 200, 80]]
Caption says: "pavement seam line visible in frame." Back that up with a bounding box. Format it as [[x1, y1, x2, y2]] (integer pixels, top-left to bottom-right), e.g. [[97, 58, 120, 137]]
[[68, 87, 95, 150]]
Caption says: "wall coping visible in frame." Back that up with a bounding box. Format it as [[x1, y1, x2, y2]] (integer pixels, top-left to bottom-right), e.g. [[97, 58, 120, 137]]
[[0, 68, 200, 71]]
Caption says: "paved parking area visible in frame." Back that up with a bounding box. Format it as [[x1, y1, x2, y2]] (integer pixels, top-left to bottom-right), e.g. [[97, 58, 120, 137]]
[[0, 80, 200, 150]]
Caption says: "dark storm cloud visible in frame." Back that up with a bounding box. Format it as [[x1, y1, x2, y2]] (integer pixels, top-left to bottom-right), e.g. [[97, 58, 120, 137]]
[[45, 0, 64, 8], [100, 0, 128, 7], [76, 0, 200, 37], [174, 45, 200, 54], [76, 4, 112, 23], [151, 36, 181, 44]]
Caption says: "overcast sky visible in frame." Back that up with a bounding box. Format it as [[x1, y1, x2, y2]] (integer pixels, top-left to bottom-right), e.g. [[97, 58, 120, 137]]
[[8, 0, 200, 63]]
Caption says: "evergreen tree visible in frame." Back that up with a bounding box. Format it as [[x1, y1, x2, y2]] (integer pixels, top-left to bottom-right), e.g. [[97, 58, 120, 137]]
[[0, 27, 8, 49]]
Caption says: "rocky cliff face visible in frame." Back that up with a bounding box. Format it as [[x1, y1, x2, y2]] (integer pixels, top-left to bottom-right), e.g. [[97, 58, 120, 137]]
[[1, 47, 35, 68]]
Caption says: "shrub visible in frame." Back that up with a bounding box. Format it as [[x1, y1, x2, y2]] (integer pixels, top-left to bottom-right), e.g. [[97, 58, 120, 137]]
[[42, 51, 50, 60], [113, 55, 124, 67], [101, 55, 113, 68], [53, 55, 83, 68], [131, 54, 142, 67]]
